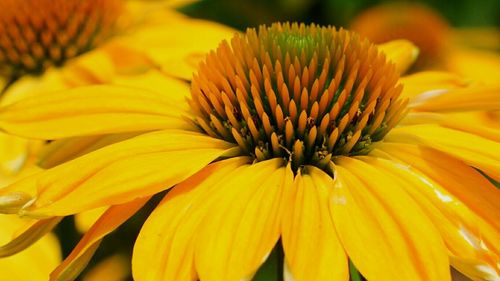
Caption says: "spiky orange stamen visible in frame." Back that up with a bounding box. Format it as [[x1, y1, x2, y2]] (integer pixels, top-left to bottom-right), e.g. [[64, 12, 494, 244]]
[[0, 0, 122, 78], [190, 23, 407, 172]]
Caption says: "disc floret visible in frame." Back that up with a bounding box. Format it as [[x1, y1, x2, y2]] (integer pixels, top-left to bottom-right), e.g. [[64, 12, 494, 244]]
[[190, 23, 407, 172], [0, 0, 122, 78]]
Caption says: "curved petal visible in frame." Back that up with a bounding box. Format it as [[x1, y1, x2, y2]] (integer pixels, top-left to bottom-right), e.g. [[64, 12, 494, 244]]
[[281, 166, 348, 281], [386, 124, 500, 181], [399, 71, 468, 101], [0, 85, 191, 139], [39, 132, 143, 168], [0, 217, 61, 257], [361, 154, 500, 280], [0, 130, 236, 217], [0, 215, 61, 281], [331, 157, 450, 281], [50, 197, 149, 281], [410, 85, 500, 112], [401, 112, 500, 142], [194, 158, 290, 281], [133, 157, 250, 281], [377, 40, 419, 74], [374, 142, 500, 233]]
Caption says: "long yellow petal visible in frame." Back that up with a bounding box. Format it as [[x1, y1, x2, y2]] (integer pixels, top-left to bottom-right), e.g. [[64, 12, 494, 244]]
[[409, 85, 500, 112], [0, 85, 190, 139], [386, 124, 500, 181], [362, 155, 500, 280], [401, 112, 500, 142], [377, 40, 419, 74], [194, 158, 289, 281], [374, 142, 500, 232], [399, 71, 468, 100], [331, 157, 450, 281], [0, 217, 61, 257], [281, 167, 348, 281], [39, 132, 143, 168], [133, 157, 250, 281], [0, 130, 236, 217], [50, 197, 149, 281]]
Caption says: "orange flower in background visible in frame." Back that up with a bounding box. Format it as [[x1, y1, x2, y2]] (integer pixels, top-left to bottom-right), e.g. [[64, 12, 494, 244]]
[[350, 2, 500, 84], [0, 23, 498, 281]]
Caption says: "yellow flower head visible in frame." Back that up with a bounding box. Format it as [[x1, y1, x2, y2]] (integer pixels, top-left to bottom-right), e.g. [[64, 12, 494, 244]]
[[190, 23, 406, 172], [0, 23, 499, 281]]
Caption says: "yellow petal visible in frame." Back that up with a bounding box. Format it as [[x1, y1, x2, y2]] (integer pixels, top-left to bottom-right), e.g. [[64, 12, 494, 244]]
[[0, 70, 68, 107], [399, 71, 469, 100], [374, 142, 500, 233], [195, 158, 289, 281], [119, 12, 237, 80], [0, 130, 236, 217], [0, 217, 61, 257], [111, 69, 191, 108], [331, 157, 450, 281], [50, 197, 148, 281], [401, 112, 500, 142], [74, 207, 108, 234], [39, 132, 143, 168], [102, 42, 153, 76], [378, 40, 419, 74], [386, 124, 500, 181], [0, 85, 190, 139], [133, 157, 250, 281], [410, 84, 500, 112], [0, 133, 28, 175], [59, 49, 115, 86], [0, 215, 61, 281], [362, 154, 500, 280], [446, 47, 500, 85], [281, 167, 348, 281], [450, 257, 500, 281]]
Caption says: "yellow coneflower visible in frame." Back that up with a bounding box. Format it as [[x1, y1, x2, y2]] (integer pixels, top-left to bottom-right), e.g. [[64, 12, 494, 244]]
[[350, 2, 500, 84], [0, 23, 499, 281], [0, 0, 235, 176]]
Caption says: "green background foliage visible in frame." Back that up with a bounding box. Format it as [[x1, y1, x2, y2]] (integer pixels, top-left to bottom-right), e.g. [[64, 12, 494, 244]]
[[180, 0, 500, 31]]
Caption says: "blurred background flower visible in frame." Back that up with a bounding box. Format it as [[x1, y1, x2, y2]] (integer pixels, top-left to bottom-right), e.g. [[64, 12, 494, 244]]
[[0, 0, 235, 183]]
